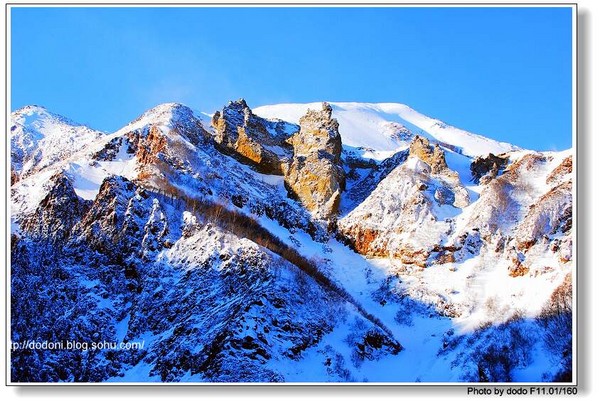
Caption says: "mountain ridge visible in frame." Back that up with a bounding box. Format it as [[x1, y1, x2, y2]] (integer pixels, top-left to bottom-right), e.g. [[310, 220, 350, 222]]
[[254, 101, 523, 158]]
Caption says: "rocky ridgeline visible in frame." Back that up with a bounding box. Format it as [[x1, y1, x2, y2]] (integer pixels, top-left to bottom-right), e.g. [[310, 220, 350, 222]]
[[211, 99, 293, 175], [212, 100, 345, 222]]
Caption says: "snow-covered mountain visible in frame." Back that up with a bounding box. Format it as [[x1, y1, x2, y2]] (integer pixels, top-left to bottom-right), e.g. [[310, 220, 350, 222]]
[[11, 105, 104, 181], [10, 100, 573, 383]]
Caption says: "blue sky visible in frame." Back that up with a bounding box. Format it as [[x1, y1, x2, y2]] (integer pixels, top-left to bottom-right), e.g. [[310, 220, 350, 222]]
[[11, 6, 573, 150]]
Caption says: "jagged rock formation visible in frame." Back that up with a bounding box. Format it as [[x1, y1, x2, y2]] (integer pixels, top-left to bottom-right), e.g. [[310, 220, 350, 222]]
[[470, 152, 510, 184], [284, 103, 345, 222], [408, 136, 470, 208], [211, 99, 294, 174], [20, 171, 91, 244], [409, 135, 448, 174]]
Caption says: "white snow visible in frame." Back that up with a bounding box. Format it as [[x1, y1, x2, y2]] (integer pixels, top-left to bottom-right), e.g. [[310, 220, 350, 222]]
[[254, 102, 521, 157], [11, 105, 105, 176], [113, 103, 189, 136], [67, 141, 138, 200]]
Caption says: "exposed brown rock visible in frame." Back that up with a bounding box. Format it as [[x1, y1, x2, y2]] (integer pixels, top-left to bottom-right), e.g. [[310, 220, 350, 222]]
[[509, 262, 530, 277], [392, 248, 429, 268], [409, 136, 448, 174], [502, 153, 547, 182], [546, 155, 572, 185], [342, 227, 381, 256], [136, 126, 168, 165], [470, 153, 509, 184], [431, 244, 459, 264], [284, 103, 345, 222], [211, 99, 292, 174], [407, 135, 469, 208], [11, 168, 19, 185], [434, 251, 456, 265], [341, 223, 431, 267]]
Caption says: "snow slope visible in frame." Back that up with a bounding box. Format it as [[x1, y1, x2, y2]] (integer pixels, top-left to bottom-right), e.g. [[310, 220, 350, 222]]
[[254, 102, 520, 158]]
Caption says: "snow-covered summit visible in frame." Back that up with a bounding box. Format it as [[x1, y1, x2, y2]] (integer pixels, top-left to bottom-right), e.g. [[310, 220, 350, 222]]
[[11, 105, 104, 178], [115, 102, 204, 135], [254, 102, 521, 158], [13, 105, 79, 127]]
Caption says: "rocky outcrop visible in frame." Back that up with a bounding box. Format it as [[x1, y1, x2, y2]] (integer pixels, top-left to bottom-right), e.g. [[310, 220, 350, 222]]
[[409, 135, 448, 174], [136, 126, 168, 165], [407, 136, 469, 208], [211, 99, 294, 174], [339, 158, 449, 264], [338, 136, 471, 264], [71, 175, 139, 256], [284, 103, 345, 222], [470, 153, 509, 184], [546, 155, 572, 185], [20, 172, 91, 244]]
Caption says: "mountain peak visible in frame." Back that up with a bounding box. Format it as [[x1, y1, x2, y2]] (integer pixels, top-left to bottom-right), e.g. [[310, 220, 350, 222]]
[[118, 102, 200, 135], [227, 98, 249, 109], [12, 104, 84, 130], [10, 105, 104, 179], [140, 102, 195, 122], [14, 104, 48, 114]]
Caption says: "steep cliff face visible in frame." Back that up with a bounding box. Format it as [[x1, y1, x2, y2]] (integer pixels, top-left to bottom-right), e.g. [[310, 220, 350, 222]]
[[211, 99, 295, 174], [284, 103, 345, 222], [20, 172, 91, 244]]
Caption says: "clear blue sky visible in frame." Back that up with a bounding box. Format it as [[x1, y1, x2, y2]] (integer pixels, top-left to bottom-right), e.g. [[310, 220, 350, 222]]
[[11, 6, 573, 151]]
